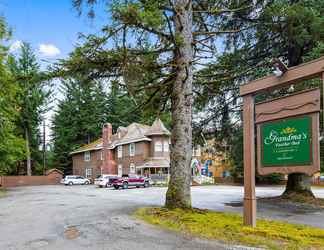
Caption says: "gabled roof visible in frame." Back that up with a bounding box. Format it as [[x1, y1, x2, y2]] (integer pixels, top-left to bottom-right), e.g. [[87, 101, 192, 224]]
[[145, 118, 171, 136], [70, 118, 170, 155], [110, 123, 152, 147], [70, 138, 103, 155]]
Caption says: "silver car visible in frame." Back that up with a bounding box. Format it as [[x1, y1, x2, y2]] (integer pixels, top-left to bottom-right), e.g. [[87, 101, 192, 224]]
[[61, 175, 91, 186]]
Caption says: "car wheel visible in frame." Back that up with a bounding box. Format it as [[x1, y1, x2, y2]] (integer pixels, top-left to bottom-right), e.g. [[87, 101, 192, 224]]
[[143, 181, 149, 188], [136, 186, 140, 188], [68, 182, 73, 186], [105, 183, 109, 188], [85, 181, 90, 185], [114, 185, 119, 190], [123, 182, 128, 189]]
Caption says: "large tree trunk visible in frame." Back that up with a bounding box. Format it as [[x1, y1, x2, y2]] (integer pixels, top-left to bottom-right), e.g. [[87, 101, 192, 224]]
[[165, 0, 193, 209], [283, 173, 315, 198], [282, 43, 315, 199], [25, 128, 32, 176]]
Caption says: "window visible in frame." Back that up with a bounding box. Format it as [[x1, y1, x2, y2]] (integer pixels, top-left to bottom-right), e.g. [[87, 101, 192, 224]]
[[85, 168, 92, 178], [100, 151, 103, 161], [118, 165, 123, 177], [129, 143, 135, 156], [84, 151, 91, 161], [164, 140, 169, 152], [117, 146, 123, 158], [130, 163, 136, 174], [154, 141, 162, 152]]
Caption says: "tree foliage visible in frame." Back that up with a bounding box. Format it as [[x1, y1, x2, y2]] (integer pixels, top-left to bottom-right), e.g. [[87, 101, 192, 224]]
[[0, 17, 25, 175], [8, 42, 51, 175]]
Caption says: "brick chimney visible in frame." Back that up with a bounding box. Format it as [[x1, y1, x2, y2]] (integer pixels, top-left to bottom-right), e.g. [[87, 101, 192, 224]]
[[102, 123, 116, 174]]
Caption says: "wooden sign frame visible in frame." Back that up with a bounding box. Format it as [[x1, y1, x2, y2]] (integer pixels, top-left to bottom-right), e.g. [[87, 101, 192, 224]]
[[239, 57, 324, 227], [257, 113, 319, 175], [256, 88, 320, 176]]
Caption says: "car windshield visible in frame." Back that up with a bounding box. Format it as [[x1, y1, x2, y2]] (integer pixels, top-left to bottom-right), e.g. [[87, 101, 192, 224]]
[[96, 175, 102, 179]]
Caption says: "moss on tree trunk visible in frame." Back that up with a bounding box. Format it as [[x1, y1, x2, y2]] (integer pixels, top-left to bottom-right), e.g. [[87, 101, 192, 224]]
[[165, 0, 193, 209], [282, 173, 315, 198]]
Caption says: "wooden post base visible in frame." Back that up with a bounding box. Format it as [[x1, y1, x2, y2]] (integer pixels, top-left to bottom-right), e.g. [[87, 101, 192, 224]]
[[243, 197, 256, 227]]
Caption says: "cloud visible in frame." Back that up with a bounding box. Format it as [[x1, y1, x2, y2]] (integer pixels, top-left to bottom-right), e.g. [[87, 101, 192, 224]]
[[9, 40, 23, 52], [39, 43, 61, 57]]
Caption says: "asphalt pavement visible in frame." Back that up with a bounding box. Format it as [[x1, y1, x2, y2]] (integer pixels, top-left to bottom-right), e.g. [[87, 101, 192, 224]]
[[1, 185, 324, 250]]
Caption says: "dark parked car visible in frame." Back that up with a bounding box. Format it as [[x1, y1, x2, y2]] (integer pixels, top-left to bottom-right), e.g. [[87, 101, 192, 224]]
[[112, 174, 150, 189]]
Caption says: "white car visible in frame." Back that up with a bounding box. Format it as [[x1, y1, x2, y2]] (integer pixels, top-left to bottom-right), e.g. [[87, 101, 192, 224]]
[[61, 175, 91, 186], [94, 175, 118, 188]]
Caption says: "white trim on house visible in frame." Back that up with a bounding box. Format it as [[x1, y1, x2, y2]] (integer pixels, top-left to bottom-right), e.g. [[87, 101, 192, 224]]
[[70, 148, 101, 155], [117, 145, 123, 158], [111, 137, 152, 148], [129, 143, 135, 156], [84, 151, 91, 161]]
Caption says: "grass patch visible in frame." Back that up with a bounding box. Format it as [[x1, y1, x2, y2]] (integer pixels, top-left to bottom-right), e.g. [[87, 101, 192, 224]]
[[260, 194, 324, 208], [135, 207, 324, 250], [0, 188, 6, 197]]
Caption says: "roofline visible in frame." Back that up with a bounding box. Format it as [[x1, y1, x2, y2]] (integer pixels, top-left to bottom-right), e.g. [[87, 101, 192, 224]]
[[111, 137, 152, 148], [70, 137, 152, 154], [70, 147, 102, 155], [145, 132, 171, 136]]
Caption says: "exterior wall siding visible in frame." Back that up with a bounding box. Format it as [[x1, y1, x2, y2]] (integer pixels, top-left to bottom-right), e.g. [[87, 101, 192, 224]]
[[72, 137, 170, 177], [114, 141, 150, 174], [72, 150, 102, 180]]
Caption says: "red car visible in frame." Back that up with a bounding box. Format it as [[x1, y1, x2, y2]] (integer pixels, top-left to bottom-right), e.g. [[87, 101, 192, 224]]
[[112, 175, 150, 189]]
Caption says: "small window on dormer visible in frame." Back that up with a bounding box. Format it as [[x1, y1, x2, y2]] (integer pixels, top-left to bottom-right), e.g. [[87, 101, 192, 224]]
[[129, 143, 135, 156], [155, 141, 162, 152], [84, 151, 91, 162], [118, 132, 121, 139]]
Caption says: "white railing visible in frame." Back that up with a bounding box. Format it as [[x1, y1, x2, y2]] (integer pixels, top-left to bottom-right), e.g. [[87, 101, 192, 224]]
[[192, 175, 214, 185]]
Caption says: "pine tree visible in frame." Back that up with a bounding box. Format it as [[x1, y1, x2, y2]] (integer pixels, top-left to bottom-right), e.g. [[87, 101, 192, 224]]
[[197, 0, 324, 197], [61, 0, 253, 208], [0, 18, 25, 175], [52, 77, 110, 174], [8, 42, 51, 176]]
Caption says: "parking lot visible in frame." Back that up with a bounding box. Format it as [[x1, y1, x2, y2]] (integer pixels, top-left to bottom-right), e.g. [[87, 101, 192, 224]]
[[1, 185, 324, 250]]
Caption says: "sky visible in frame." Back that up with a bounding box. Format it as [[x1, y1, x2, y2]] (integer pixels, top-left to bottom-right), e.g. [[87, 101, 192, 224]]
[[2, 0, 107, 60], [1, 0, 108, 142]]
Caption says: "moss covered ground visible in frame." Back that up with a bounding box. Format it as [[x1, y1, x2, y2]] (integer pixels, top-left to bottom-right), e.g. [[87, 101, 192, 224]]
[[135, 207, 324, 250], [0, 188, 6, 197]]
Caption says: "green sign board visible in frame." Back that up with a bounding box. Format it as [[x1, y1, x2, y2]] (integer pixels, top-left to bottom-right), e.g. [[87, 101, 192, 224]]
[[261, 116, 313, 167]]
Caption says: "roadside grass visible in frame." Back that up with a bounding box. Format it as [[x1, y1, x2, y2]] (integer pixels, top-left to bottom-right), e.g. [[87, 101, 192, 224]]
[[260, 193, 324, 208], [135, 207, 324, 250], [0, 188, 6, 198]]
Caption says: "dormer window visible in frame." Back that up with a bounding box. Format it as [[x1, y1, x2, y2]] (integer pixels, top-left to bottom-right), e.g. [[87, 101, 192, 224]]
[[117, 146, 123, 158], [154, 141, 162, 152], [118, 132, 121, 139], [84, 151, 91, 162], [129, 143, 135, 156]]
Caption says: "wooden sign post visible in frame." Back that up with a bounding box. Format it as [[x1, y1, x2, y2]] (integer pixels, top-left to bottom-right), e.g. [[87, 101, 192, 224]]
[[240, 57, 324, 227]]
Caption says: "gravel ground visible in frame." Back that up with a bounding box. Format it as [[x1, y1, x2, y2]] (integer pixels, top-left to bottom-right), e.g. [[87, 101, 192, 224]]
[[1, 185, 324, 250]]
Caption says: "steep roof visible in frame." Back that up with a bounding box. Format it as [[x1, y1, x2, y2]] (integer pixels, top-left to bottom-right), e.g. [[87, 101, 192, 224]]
[[70, 118, 170, 154], [110, 123, 151, 147], [145, 118, 171, 136], [70, 138, 103, 155]]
